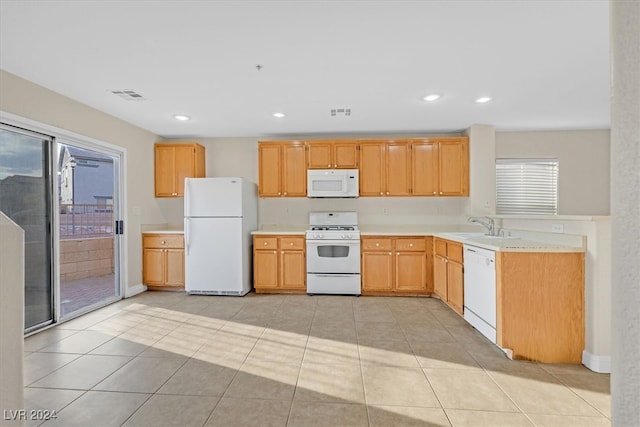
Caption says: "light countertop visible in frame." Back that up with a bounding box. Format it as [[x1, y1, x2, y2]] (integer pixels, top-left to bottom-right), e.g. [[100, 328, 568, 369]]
[[142, 229, 184, 235], [251, 224, 585, 253]]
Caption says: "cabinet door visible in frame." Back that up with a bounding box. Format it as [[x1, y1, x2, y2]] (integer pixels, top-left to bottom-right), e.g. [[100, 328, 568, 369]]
[[282, 143, 307, 197], [307, 141, 333, 169], [433, 255, 448, 299], [258, 144, 282, 197], [254, 249, 279, 288], [438, 138, 469, 196], [359, 143, 386, 196], [154, 146, 177, 197], [447, 261, 464, 314], [165, 249, 185, 286], [281, 250, 306, 289], [173, 145, 196, 197], [361, 251, 393, 291], [386, 142, 411, 196], [412, 141, 439, 196], [143, 248, 165, 285], [333, 142, 359, 168], [395, 252, 427, 291]]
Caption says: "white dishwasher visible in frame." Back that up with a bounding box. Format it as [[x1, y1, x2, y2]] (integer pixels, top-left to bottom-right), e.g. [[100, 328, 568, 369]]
[[463, 245, 497, 343]]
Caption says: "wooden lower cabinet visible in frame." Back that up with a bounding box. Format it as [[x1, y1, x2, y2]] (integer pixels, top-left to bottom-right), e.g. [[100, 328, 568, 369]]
[[142, 233, 185, 290], [254, 235, 306, 293], [496, 251, 585, 363], [433, 238, 464, 314], [361, 236, 432, 295]]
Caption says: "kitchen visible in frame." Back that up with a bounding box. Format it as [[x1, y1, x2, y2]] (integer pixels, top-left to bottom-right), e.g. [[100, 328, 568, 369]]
[[1, 0, 636, 425]]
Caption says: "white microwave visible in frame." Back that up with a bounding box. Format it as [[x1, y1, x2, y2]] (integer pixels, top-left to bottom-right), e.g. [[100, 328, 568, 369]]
[[307, 169, 359, 198]]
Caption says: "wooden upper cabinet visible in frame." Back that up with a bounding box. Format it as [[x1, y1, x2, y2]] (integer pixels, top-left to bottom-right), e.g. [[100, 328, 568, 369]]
[[411, 141, 439, 196], [154, 143, 206, 197], [258, 143, 282, 197], [307, 140, 358, 169], [359, 142, 386, 196], [258, 141, 306, 197], [282, 143, 307, 196], [360, 140, 412, 196], [386, 142, 412, 196], [438, 137, 469, 196]]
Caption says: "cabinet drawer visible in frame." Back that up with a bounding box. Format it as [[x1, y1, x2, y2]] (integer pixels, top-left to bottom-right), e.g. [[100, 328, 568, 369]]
[[143, 234, 184, 249], [362, 238, 393, 251], [254, 236, 278, 250], [447, 242, 463, 263], [280, 237, 305, 250], [434, 239, 447, 257], [395, 238, 425, 251]]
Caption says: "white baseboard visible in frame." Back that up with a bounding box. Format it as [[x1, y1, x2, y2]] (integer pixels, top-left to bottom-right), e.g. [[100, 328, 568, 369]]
[[582, 350, 611, 373], [125, 283, 147, 298]]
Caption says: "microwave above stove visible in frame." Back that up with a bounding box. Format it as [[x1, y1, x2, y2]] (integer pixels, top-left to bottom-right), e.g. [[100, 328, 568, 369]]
[[307, 169, 359, 198]]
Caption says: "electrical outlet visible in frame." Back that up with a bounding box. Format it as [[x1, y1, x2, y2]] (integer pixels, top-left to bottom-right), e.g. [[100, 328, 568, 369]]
[[552, 223, 564, 234]]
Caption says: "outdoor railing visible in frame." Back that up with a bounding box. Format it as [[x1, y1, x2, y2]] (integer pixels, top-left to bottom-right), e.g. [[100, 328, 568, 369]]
[[59, 204, 113, 239]]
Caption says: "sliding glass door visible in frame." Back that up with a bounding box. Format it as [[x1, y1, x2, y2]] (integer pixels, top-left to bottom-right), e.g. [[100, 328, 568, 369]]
[[58, 143, 121, 318], [0, 124, 54, 332]]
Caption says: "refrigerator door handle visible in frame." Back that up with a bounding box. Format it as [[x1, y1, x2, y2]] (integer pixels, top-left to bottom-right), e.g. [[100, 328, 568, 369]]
[[185, 218, 190, 255]]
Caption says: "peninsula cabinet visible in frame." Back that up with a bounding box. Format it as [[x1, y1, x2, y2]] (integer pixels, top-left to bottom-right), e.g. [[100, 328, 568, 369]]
[[142, 233, 184, 290], [307, 140, 359, 169], [154, 143, 206, 197], [496, 251, 584, 363], [258, 141, 307, 197], [361, 236, 432, 295], [254, 235, 306, 293], [433, 237, 464, 314]]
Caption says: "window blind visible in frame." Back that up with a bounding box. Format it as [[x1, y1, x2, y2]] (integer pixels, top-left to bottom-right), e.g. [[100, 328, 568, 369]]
[[496, 159, 558, 215]]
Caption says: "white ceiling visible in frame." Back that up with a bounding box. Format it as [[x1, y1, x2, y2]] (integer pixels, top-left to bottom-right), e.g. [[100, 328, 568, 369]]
[[0, 1, 610, 138]]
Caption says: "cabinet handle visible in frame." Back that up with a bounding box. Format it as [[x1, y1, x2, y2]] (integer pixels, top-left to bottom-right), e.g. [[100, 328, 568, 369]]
[[290, 242, 294, 246], [389, 252, 392, 255], [284, 192, 287, 195], [334, 164, 337, 167], [433, 191, 437, 195], [409, 243, 413, 247], [263, 242, 268, 246], [375, 243, 380, 247], [273, 251, 277, 254], [386, 191, 389, 195], [327, 164, 331, 167], [278, 192, 282, 195], [161, 240, 166, 245], [439, 191, 443, 195], [380, 192, 383, 195]]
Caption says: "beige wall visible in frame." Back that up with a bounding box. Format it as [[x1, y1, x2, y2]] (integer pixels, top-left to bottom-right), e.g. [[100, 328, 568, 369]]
[[0, 70, 164, 292], [496, 130, 610, 215]]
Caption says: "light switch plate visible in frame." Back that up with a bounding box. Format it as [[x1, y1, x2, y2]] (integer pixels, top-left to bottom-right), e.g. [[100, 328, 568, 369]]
[[552, 223, 564, 233]]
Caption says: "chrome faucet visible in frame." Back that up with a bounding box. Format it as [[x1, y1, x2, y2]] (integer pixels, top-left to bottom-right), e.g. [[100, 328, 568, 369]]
[[468, 217, 495, 236]]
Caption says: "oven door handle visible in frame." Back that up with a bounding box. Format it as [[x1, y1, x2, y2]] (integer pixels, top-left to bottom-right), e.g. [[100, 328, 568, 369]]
[[306, 240, 361, 246], [308, 273, 360, 277]]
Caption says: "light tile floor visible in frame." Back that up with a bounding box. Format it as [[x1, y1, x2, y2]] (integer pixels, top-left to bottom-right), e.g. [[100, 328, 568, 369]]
[[23, 292, 611, 427]]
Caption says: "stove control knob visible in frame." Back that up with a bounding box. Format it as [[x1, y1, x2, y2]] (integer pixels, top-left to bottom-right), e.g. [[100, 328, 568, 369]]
[[315, 233, 322, 239], [341, 234, 347, 239]]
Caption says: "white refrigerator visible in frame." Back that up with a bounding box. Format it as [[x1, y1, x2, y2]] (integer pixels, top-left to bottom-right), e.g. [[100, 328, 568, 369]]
[[184, 177, 258, 296]]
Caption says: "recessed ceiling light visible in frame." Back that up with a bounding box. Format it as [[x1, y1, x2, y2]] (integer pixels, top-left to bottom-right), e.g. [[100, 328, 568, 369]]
[[173, 115, 191, 121], [475, 97, 493, 104], [273, 112, 285, 118], [423, 94, 441, 102]]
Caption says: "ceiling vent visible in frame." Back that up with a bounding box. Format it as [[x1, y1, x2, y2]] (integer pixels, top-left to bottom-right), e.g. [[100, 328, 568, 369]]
[[111, 89, 147, 101], [330, 108, 351, 117]]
